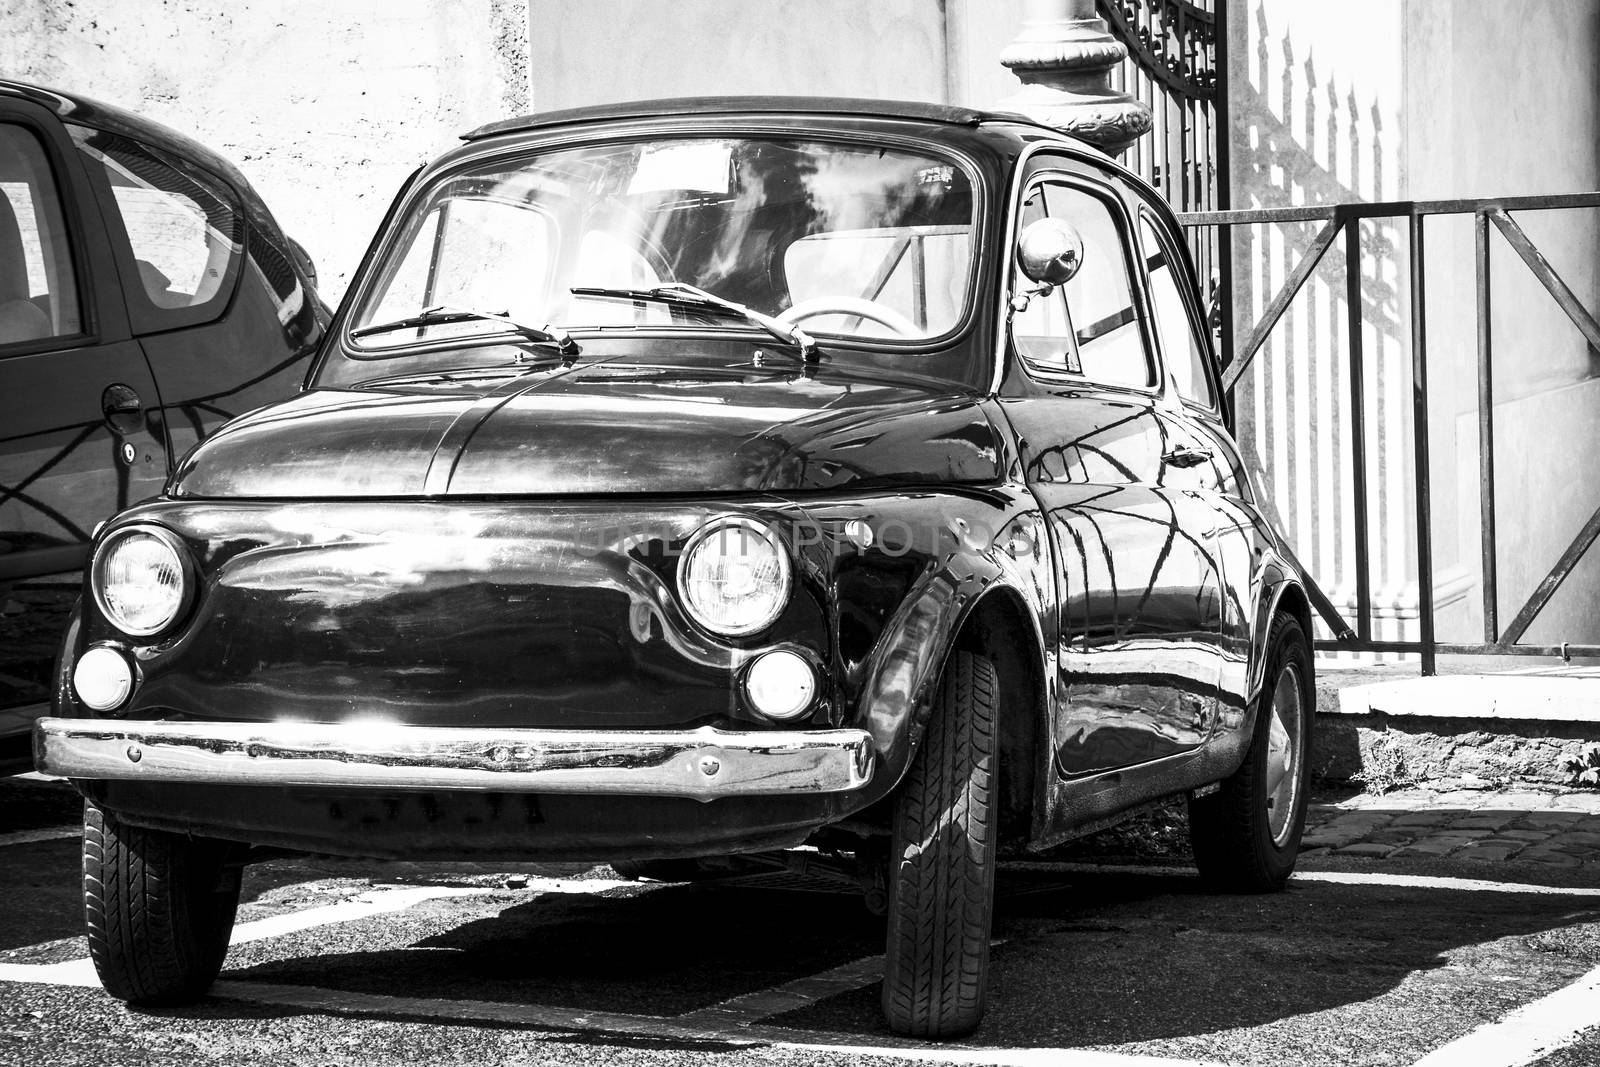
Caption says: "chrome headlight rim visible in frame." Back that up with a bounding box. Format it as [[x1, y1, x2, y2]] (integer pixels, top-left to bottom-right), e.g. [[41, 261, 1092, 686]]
[[91, 523, 194, 639], [676, 516, 793, 638]]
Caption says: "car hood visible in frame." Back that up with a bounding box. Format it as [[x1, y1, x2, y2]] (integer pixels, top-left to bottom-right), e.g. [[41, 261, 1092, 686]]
[[170, 363, 1005, 498]]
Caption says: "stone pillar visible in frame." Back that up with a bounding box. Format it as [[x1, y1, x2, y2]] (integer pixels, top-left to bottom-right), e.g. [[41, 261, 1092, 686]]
[[998, 0, 1153, 155]]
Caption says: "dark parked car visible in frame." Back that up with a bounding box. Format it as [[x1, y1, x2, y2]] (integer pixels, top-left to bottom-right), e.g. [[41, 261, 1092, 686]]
[[35, 97, 1315, 1038], [0, 80, 325, 755]]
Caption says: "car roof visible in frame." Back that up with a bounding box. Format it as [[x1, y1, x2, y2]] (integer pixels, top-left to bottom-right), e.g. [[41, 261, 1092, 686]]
[[462, 95, 1056, 142], [0, 78, 259, 196]]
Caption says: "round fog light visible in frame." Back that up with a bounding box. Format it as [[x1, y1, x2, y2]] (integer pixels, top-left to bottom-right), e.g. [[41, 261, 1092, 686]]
[[74, 646, 134, 712], [745, 650, 816, 721]]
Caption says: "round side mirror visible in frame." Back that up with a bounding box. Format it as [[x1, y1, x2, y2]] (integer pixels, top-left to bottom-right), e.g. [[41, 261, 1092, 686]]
[[1017, 217, 1085, 286]]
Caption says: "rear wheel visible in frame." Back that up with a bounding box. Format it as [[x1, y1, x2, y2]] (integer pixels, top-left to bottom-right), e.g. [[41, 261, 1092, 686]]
[[880, 650, 998, 1039], [83, 802, 241, 1005], [1188, 613, 1313, 891]]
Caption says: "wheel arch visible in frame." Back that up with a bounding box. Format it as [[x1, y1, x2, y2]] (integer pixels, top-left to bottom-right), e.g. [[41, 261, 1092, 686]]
[[951, 586, 1049, 849]]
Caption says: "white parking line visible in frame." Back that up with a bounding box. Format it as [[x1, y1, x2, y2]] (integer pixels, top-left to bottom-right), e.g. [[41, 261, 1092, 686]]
[[1410, 961, 1600, 1066], [1295, 870, 1600, 897], [0, 827, 77, 848], [212, 979, 1230, 1066], [1004, 861, 1600, 896], [0, 885, 490, 988]]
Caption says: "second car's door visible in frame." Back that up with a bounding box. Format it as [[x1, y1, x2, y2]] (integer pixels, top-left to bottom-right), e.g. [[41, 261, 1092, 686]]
[[0, 99, 167, 718]]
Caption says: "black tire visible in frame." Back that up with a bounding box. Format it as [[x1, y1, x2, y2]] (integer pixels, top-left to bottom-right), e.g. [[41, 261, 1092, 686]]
[[83, 802, 241, 1006], [881, 650, 998, 1039], [1188, 613, 1314, 891]]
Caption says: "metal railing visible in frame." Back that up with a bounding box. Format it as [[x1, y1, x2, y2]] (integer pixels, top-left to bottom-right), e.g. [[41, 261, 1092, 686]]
[[1179, 192, 1600, 675]]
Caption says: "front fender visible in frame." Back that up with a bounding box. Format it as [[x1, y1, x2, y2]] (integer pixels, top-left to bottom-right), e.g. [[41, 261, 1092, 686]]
[[795, 487, 1053, 806]]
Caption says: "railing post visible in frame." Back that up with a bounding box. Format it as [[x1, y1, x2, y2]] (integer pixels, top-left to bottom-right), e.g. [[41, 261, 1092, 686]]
[[1345, 215, 1372, 643], [1476, 210, 1498, 644], [1410, 213, 1437, 676]]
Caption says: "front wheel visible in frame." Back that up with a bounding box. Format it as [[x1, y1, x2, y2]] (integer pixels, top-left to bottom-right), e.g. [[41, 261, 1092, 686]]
[[880, 650, 998, 1039], [1188, 613, 1314, 891], [83, 802, 241, 1005]]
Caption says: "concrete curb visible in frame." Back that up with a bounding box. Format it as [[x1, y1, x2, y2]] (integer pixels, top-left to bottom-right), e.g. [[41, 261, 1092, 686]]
[[1312, 668, 1600, 787]]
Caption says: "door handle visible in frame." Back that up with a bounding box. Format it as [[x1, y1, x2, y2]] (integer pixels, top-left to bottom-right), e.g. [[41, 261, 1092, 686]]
[[101, 383, 144, 434], [1162, 443, 1213, 469]]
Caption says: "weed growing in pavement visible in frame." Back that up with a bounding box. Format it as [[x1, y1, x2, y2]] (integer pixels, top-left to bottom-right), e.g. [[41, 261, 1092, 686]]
[[1561, 744, 1600, 788], [1352, 734, 1423, 795]]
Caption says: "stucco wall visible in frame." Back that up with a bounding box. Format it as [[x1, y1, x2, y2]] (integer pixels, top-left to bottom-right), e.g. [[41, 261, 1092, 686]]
[[1404, 0, 1600, 646], [0, 0, 530, 302], [524, 0, 1029, 112], [1230, 0, 1600, 652]]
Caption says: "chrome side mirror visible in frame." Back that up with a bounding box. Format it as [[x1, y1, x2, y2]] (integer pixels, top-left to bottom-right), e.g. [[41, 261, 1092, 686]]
[[1017, 217, 1085, 286]]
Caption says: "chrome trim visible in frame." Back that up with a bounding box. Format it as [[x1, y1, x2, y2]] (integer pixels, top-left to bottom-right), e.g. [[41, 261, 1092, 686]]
[[33, 719, 874, 801]]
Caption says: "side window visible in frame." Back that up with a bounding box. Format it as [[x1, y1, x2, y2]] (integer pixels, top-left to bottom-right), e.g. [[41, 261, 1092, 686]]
[[69, 126, 243, 332], [1010, 180, 1151, 388], [1139, 213, 1216, 408], [0, 124, 80, 346]]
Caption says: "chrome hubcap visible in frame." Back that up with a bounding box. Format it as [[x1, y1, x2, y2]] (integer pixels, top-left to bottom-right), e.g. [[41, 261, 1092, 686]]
[[1265, 662, 1305, 847]]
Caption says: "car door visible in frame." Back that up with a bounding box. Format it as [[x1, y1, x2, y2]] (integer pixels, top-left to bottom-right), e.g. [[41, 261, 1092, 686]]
[[1136, 203, 1256, 727], [67, 123, 322, 469], [998, 159, 1225, 781], [0, 99, 167, 720]]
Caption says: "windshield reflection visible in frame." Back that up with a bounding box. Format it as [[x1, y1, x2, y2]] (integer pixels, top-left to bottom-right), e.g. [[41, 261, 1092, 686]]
[[347, 137, 977, 355]]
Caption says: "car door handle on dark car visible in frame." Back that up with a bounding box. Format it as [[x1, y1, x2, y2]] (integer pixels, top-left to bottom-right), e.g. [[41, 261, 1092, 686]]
[[101, 383, 143, 434]]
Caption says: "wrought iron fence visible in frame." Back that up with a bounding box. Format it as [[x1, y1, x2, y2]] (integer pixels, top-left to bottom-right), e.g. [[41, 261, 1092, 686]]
[[1180, 193, 1600, 675]]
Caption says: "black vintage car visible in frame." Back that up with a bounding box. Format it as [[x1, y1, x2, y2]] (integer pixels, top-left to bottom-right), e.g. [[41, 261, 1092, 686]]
[[0, 80, 326, 754], [35, 97, 1314, 1039]]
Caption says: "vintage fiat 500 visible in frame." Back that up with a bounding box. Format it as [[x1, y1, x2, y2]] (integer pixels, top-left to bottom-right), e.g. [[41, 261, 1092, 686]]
[[36, 96, 1315, 1039]]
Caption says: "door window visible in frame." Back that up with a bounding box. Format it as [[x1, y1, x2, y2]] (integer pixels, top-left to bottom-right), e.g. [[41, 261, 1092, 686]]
[[1011, 180, 1151, 389], [0, 124, 80, 346], [1139, 213, 1216, 409], [69, 126, 243, 332]]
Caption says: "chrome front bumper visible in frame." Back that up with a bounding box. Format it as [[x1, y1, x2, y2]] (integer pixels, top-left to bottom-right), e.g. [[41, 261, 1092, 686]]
[[33, 719, 875, 801]]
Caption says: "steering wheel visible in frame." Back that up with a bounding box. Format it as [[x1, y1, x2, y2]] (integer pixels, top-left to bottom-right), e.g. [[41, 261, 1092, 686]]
[[777, 297, 920, 337]]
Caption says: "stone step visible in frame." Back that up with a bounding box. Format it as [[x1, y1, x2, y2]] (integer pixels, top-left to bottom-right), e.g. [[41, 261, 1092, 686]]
[[1311, 670, 1600, 788]]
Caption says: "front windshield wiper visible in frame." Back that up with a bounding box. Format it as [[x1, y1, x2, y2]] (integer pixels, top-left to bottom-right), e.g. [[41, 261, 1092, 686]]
[[350, 304, 580, 361], [570, 283, 818, 364]]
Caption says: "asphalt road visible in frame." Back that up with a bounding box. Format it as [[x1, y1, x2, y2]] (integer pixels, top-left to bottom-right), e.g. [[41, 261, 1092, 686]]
[[3, 774, 1599, 1067]]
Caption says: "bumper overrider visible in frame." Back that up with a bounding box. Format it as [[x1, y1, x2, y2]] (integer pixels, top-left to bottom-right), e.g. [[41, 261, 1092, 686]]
[[33, 719, 875, 801]]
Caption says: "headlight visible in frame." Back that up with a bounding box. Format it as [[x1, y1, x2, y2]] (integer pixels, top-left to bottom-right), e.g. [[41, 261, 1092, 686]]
[[93, 526, 190, 637], [678, 518, 791, 636]]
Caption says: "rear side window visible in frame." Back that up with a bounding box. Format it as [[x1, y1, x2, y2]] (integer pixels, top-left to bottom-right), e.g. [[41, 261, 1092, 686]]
[[1139, 213, 1216, 409], [1010, 180, 1151, 389], [0, 124, 80, 346], [69, 125, 243, 333]]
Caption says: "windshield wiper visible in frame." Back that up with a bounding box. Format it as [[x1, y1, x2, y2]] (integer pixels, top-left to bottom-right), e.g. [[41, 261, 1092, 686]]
[[570, 283, 818, 364], [350, 304, 580, 360]]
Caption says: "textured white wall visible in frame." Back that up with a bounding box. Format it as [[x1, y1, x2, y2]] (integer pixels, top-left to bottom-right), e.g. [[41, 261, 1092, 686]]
[[0, 0, 531, 302], [1229, 0, 1600, 651]]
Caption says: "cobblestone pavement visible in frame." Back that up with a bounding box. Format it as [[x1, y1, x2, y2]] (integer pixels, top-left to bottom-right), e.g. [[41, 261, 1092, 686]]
[[1302, 785, 1600, 867]]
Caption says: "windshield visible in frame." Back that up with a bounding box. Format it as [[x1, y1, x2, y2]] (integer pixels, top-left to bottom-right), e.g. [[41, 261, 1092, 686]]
[[346, 137, 978, 356]]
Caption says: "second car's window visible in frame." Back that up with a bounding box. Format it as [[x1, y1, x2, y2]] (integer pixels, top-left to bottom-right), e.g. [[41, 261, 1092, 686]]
[[0, 124, 80, 346], [69, 126, 243, 330], [1011, 180, 1151, 388]]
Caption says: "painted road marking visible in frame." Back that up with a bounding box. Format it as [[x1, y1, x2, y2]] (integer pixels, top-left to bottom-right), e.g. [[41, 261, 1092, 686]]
[[1004, 861, 1600, 896], [210, 979, 1230, 1066], [1411, 961, 1600, 1067], [0, 827, 77, 848], [0, 876, 645, 988], [0, 885, 490, 988]]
